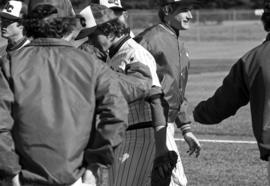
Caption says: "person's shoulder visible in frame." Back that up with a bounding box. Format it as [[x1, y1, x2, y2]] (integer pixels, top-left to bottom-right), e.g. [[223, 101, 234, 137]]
[[242, 40, 270, 59], [135, 24, 164, 43]]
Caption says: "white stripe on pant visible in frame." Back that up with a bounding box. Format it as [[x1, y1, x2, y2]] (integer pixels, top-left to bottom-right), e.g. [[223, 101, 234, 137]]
[[166, 123, 187, 186]]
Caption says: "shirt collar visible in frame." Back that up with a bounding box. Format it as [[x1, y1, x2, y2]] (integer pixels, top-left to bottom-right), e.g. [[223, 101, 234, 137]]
[[109, 35, 131, 58], [6, 37, 28, 52]]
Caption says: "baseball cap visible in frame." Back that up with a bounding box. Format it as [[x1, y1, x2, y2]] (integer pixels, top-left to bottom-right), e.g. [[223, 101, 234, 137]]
[[0, 0, 27, 20], [92, 0, 126, 11], [264, 0, 270, 13], [158, 0, 199, 7], [28, 0, 75, 18], [75, 4, 118, 40]]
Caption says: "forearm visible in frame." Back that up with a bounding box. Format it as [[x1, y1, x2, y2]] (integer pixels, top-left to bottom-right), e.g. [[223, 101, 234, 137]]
[[117, 73, 152, 103], [0, 69, 20, 179]]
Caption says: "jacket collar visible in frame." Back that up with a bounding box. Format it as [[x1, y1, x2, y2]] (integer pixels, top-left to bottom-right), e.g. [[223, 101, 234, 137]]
[[159, 23, 180, 38], [6, 37, 29, 52], [109, 35, 131, 58], [265, 33, 270, 42], [27, 38, 74, 47]]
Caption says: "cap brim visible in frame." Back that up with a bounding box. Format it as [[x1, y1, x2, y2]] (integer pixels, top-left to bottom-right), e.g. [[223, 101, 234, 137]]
[[75, 26, 97, 40], [0, 12, 20, 20], [110, 6, 126, 11], [166, 0, 200, 7]]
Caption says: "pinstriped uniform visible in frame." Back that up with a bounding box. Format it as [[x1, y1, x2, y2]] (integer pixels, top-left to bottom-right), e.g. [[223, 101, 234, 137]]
[[128, 100, 152, 125], [107, 37, 160, 186], [109, 127, 155, 186]]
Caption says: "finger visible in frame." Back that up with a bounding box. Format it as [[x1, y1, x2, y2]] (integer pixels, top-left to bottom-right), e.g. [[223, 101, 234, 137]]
[[195, 147, 201, 158], [189, 148, 195, 156], [158, 166, 166, 178]]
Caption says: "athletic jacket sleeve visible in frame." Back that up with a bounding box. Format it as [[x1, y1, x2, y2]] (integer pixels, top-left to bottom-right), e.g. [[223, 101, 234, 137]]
[[0, 67, 21, 179], [84, 64, 128, 167], [193, 59, 249, 124], [117, 61, 152, 103]]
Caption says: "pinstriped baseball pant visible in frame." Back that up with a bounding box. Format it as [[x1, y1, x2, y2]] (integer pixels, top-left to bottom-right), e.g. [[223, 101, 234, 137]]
[[108, 127, 155, 186], [108, 123, 187, 186]]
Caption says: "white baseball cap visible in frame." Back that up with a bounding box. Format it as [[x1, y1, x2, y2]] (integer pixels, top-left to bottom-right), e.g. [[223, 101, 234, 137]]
[[75, 4, 119, 40], [0, 0, 27, 20], [92, 0, 126, 11]]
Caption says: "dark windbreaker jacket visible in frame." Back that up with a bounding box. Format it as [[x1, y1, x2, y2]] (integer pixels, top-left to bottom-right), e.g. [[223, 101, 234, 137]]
[[136, 24, 192, 126], [0, 38, 128, 185], [194, 35, 270, 161]]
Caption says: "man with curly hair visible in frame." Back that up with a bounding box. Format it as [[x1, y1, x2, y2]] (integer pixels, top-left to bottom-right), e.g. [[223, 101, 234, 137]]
[[76, 4, 173, 186], [0, 0, 129, 185]]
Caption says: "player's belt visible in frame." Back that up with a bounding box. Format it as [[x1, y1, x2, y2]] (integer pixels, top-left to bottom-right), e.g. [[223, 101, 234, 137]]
[[127, 121, 153, 130]]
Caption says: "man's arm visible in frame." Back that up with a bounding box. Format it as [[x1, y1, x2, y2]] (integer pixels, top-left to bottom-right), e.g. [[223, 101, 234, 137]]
[[0, 67, 21, 180], [193, 59, 250, 124], [116, 62, 152, 103], [84, 64, 128, 167]]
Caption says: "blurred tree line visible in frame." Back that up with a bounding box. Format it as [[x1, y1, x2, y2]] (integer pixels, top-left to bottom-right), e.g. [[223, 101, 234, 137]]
[[0, 0, 265, 9]]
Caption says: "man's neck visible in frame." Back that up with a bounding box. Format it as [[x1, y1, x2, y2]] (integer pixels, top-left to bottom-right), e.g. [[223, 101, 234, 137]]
[[110, 35, 126, 49], [8, 34, 24, 46], [162, 22, 180, 37], [109, 34, 130, 58]]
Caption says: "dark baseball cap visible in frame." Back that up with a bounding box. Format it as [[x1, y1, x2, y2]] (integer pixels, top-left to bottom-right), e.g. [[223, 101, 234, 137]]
[[28, 0, 75, 18], [75, 4, 118, 40], [0, 0, 27, 20], [264, 0, 270, 13], [159, 0, 199, 7]]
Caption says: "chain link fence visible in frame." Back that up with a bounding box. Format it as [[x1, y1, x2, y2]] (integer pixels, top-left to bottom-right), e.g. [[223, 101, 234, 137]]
[[128, 9, 267, 41]]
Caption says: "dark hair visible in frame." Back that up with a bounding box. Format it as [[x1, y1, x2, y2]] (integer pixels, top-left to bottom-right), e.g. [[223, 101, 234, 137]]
[[23, 5, 77, 38], [158, 3, 176, 22], [261, 12, 270, 32], [97, 18, 130, 37]]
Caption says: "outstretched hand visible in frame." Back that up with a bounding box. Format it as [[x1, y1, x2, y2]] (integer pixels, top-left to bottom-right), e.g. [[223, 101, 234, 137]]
[[183, 132, 201, 158]]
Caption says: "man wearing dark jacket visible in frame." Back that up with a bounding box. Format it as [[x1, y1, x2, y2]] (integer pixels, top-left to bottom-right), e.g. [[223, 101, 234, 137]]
[[0, 0, 128, 185], [193, 0, 270, 184], [135, 0, 201, 185]]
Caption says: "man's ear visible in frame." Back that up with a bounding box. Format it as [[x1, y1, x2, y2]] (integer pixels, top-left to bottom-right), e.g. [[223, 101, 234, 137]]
[[17, 23, 24, 31], [163, 4, 174, 16], [107, 33, 116, 42]]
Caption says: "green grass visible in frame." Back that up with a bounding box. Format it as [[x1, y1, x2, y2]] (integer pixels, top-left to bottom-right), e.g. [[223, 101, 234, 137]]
[[179, 142, 268, 186]]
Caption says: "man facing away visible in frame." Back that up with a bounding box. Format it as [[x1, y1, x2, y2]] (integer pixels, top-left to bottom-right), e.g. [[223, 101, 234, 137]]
[[0, 0, 29, 59], [0, 0, 128, 185]]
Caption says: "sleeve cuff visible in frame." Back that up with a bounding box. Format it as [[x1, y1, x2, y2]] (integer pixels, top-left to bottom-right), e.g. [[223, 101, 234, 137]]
[[179, 124, 192, 135]]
